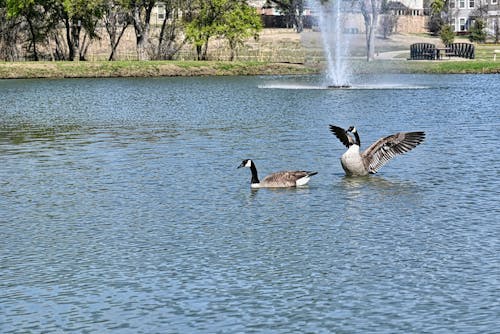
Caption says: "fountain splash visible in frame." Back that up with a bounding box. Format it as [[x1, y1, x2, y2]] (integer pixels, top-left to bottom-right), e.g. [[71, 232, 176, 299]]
[[308, 0, 351, 88]]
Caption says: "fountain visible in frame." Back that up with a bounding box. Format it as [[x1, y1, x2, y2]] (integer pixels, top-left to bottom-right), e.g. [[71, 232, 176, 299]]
[[308, 0, 352, 88], [259, 3, 430, 92]]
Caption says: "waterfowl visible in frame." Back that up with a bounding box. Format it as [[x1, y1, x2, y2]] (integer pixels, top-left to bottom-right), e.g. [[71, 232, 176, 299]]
[[329, 125, 425, 176], [238, 159, 318, 188]]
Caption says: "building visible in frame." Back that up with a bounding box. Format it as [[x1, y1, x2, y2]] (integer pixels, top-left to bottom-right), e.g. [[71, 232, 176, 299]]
[[448, 0, 499, 35], [248, 0, 499, 37]]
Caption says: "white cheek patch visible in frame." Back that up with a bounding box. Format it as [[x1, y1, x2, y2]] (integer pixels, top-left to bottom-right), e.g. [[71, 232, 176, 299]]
[[245, 160, 252, 168]]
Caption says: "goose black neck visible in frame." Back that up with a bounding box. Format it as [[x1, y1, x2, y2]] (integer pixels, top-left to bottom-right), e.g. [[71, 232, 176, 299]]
[[249, 163, 260, 184], [353, 131, 361, 146]]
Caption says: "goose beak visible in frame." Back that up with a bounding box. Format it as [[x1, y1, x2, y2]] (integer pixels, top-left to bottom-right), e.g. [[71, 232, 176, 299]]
[[237, 162, 245, 169]]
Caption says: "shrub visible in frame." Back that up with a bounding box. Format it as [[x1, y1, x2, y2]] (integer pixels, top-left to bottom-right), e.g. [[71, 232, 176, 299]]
[[469, 19, 486, 43], [440, 25, 455, 45]]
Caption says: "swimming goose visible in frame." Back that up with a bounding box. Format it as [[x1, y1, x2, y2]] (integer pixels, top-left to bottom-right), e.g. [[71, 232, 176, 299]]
[[238, 159, 318, 188], [329, 125, 425, 176]]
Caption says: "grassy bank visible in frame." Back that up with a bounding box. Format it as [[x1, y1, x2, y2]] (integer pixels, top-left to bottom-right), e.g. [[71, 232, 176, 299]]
[[351, 59, 500, 74], [1, 30, 499, 78], [0, 60, 317, 79], [405, 60, 500, 74], [0, 58, 499, 79]]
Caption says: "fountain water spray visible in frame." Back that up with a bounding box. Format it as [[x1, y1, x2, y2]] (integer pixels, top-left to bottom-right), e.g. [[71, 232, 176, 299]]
[[308, 0, 351, 88]]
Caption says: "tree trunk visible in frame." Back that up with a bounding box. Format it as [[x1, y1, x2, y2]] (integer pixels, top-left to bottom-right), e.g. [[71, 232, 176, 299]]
[[229, 40, 236, 61], [108, 24, 128, 61], [361, 0, 380, 62], [294, 0, 304, 33], [157, 9, 170, 59], [136, 33, 150, 60], [65, 19, 74, 60], [26, 17, 38, 61], [155, 3, 186, 60], [201, 38, 209, 60], [132, 2, 154, 61], [196, 45, 202, 60], [71, 20, 81, 61], [495, 18, 500, 44]]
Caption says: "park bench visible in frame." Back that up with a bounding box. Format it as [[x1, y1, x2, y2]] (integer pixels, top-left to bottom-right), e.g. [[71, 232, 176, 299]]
[[445, 43, 475, 59], [410, 43, 436, 60]]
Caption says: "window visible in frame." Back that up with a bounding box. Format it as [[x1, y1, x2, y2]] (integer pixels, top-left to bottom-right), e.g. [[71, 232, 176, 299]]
[[469, 0, 475, 8], [451, 18, 457, 32], [157, 4, 165, 21], [459, 0, 465, 8], [492, 0, 498, 4], [450, 0, 456, 8], [459, 18, 466, 31]]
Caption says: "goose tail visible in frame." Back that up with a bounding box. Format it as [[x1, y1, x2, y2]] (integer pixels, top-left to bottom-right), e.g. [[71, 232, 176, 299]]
[[296, 171, 318, 186]]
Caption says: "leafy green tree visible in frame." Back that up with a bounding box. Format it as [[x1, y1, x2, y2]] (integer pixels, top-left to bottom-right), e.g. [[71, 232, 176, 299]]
[[6, 0, 47, 60], [217, 2, 262, 61], [186, 0, 261, 61], [60, 0, 104, 60], [440, 24, 454, 45], [428, 0, 446, 35], [468, 19, 486, 43], [1, 1, 24, 60], [430, 0, 445, 14], [185, 0, 221, 60]]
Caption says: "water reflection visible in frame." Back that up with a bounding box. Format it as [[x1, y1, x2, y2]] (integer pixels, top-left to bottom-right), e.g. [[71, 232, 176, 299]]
[[339, 175, 419, 194], [0, 124, 182, 155], [0, 124, 82, 145], [337, 175, 423, 223]]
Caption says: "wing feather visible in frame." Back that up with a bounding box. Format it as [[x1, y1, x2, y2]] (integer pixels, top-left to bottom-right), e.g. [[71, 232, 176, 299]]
[[261, 171, 316, 187], [329, 125, 354, 148], [362, 131, 425, 173]]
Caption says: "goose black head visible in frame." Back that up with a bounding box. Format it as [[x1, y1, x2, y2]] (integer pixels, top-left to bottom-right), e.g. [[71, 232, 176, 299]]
[[238, 159, 253, 169], [347, 126, 357, 133]]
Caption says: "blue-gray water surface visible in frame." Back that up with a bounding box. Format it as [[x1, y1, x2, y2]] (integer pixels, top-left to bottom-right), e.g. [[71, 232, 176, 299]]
[[1, 74, 499, 333]]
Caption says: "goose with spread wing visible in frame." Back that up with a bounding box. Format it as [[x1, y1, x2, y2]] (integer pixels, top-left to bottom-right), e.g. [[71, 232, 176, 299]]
[[329, 125, 425, 176], [238, 159, 318, 188]]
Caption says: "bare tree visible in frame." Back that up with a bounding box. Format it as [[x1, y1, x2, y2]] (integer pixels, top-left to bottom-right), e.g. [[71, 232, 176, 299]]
[[155, 0, 187, 60], [270, 0, 306, 32], [379, 14, 398, 39], [495, 18, 500, 43], [103, 1, 131, 61], [360, 0, 381, 61], [379, 1, 401, 38]]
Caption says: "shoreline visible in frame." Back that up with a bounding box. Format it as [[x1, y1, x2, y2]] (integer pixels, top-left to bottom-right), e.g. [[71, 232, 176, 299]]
[[0, 59, 499, 79], [0, 61, 318, 79]]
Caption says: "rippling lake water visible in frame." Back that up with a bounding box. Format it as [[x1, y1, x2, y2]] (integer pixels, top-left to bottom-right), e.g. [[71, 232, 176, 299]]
[[1, 74, 499, 333]]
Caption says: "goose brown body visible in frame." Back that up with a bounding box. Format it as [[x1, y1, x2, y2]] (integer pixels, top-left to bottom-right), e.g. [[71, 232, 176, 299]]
[[238, 159, 317, 188]]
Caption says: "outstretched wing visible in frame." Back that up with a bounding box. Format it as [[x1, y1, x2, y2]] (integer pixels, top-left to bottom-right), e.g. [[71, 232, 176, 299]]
[[262, 171, 316, 187], [329, 125, 354, 148], [362, 131, 425, 173]]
